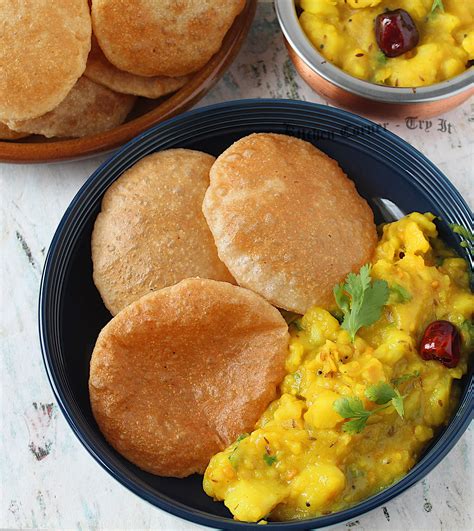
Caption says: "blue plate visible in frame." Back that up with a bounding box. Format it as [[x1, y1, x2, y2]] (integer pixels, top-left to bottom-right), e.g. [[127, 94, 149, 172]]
[[39, 100, 473, 529]]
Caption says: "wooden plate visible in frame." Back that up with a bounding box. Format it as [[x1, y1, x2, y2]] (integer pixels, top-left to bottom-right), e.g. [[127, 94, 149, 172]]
[[0, 0, 256, 164]]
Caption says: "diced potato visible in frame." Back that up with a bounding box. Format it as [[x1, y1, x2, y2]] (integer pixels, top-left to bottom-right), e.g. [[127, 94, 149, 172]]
[[304, 390, 343, 429], [343, 50, 370, 79], [450, 293, 474, 316], [424, 374, 452, 426], [462, 32, 474, 57], [360, 357, 385, 383], [302, 307, 340, 346], [225, 480, 287, 522], [373, 328, 413, 366], [286, 340, 305, 373], [432, 12, 461, 33], [291, 464, 346, 510], [441, 58, 465, 79], [274, 394, 305, 423], [404, 220, 431, 254], [415, 425, 434, 442], [203, 453, 236, 498]]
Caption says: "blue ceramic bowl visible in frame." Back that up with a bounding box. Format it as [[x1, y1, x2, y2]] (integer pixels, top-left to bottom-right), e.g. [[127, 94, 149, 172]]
[[39, 100, 473, 529]]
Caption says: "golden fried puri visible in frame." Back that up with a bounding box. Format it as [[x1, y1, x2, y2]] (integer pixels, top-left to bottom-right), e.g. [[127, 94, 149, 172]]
[[5, 77, 135, 139], [89, 278, 289, 477], [91, 0, 245, 77], [84, 36, 189, 98], [0, 123, 29, 141], [92, 149, 234, 315], [0, 0, 91, 121], [203, 133, 377, 314]]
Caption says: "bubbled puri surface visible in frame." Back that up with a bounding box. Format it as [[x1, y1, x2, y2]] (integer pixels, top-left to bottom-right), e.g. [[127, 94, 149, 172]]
[[89, 278, 289, 477], [92, 149, 234, 315], [6, 77, 135, 138], [0, 0, 91, 121], [203, 133, 378, 314], [84, 36, 189, 98], [92, 0, 245, 77]]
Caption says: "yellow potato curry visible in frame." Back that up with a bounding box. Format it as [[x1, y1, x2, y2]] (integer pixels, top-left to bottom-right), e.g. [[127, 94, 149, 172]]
[[204, 212, 473, 522], [299, 0, 474, 87]]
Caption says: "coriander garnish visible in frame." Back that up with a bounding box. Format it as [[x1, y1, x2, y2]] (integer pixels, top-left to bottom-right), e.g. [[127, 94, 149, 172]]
[[376, 51, 388, 66], [389, 283, 412, 303], [366, 382, 404, 418], [333, 382, 405, 434], [333, 264, 389, 342], [263, 453, 277, 466], [448, 223, 473, 255], [430, 0, 444, 16], [228, 433, 249, 468], [460, 320, 474, 350], [391, 370, 420, 386], [293, 319, 304, 331]]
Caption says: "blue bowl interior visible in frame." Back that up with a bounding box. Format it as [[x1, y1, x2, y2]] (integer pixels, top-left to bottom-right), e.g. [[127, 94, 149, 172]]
[[40, 100, 473, 530]]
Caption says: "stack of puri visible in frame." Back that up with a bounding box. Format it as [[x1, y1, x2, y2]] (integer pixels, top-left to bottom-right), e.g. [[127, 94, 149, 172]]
[[0, 0, 245, 140], [89, 135, 377, 478]]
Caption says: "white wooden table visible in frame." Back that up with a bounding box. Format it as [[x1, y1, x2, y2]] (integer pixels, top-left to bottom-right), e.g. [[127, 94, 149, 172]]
[[1, 3, 472, 530]]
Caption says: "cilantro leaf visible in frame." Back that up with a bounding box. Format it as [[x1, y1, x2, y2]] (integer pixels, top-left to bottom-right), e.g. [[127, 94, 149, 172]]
[[293, 319, 304, 331], [228, 450, 239, 468], [365, 382, 397, 405], [333, 397, 371, 433], [376, 51, 388, 65], [333, 396, 367, 418], [460, 320, 474, 351], [342, 417, 369, 434], [359, 279, 390, 326], [334, 384, 406, 434], [430, 0, 444, 15], [391, 370, 420, 385], [228, 433, 249, 468], [390, 283, 412, 303], [448, 223, 473, 256], [293, 370, 302, 390], [450, 224, 474, 241], [333, 283, 350, 314], [263, 453, 277, 466], [333, 264, 389, 342], [391, 390, 405, 418], [366, 382, 405, 419]]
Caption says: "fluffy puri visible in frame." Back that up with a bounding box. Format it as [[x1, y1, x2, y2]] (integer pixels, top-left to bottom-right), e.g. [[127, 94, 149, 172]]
[[89, 278, 289, 477], [92, 149, 234, 315], [91, 0, 245, 77], [203, 133, 377, 314], [6, 77, 135, 139], [0, 123, 29, 141], [0, 0, 91, 122], [84, 36, 189, 98]]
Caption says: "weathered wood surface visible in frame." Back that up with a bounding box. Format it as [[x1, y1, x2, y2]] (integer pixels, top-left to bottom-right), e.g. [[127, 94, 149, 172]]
[[1, 2, 472, 530]]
